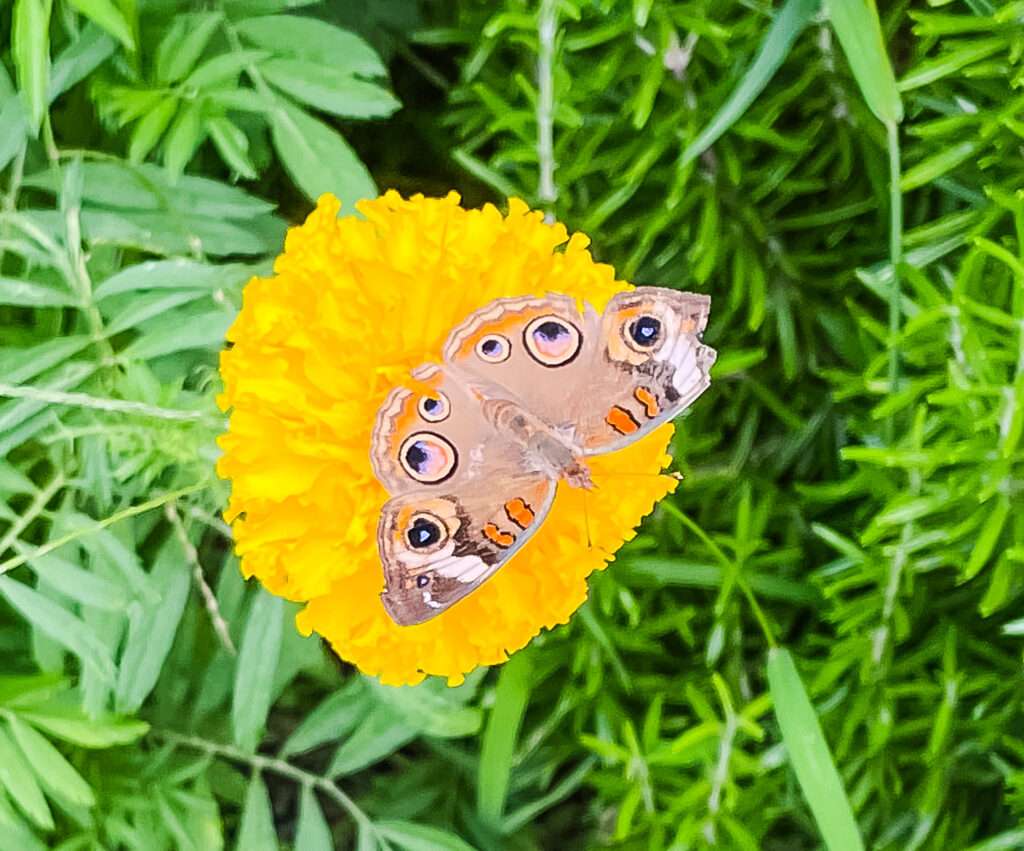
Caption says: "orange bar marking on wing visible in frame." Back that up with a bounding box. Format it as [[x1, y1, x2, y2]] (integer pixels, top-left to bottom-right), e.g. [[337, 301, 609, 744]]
[[634, 387, 659, 419], [504, 498, 535, 529], [483, 522, 515, 548], [605, 405, 640, 435]]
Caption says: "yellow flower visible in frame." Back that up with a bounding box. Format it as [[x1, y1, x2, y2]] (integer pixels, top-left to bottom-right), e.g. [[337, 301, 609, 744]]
[[217, 191, 677, 686]]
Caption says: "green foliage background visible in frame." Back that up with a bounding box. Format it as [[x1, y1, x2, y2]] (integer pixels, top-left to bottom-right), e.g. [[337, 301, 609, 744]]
[[2, 0, 1023, 848]]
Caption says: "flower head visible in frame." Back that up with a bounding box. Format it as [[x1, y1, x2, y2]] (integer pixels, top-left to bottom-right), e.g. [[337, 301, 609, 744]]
[[217, 192, 677, 685]]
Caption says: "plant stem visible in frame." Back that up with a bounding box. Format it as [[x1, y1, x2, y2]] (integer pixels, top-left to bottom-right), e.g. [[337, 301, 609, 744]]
[[886, 120, 903, 444], [151, 728, 379, 837], [536, 0, 558, 211]]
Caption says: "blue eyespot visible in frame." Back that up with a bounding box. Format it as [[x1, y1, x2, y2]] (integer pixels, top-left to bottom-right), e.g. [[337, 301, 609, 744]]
[[418, 391, 450, 423], [629, 316, 661, 347], [408, 518, 441, 549], [524, 315, 582, 366], [476, 334, 511, 363]]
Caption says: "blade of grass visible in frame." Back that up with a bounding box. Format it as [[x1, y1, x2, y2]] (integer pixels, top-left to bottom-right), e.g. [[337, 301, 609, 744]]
[[681, 0, 819, 167], [767, 648, 864, 851], [477, 650, 532, 825], [825, 0, 903, 125]]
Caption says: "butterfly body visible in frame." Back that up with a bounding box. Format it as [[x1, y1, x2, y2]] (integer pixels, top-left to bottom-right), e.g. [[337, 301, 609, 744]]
[[371, 287, 716, 626]]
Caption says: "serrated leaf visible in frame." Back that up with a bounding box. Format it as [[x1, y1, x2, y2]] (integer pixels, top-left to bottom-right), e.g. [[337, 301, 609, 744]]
[[7, 715, 94, 808], [232, 589, 283, 751], [269, 102, 376, 207]]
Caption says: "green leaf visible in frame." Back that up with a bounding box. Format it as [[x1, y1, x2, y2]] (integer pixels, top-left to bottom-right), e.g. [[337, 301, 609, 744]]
[[232, 589, 283, 751], [115, 537, 192, 713], [376, 820, 477, 851], [767, 648, 864, 851], [163, 101, 205, 178], [121, 308, 233, 359], [281, 679, 368, 756], [19, 706, 148, 748], [963, 496, 1011, 582], [294, 786, 332, 851], [12, 0, 53, 133], [0, 577, 117, 686], [207, 116, 257, 179], [269, 102, 376, 207], [477, 651, 532, 824], [681, 0, 819, 166], [7, 715, 94, 808], [128, 98, 178, 163], [329, 702, 417, 777], [49, 24, 116, 102], [0, 278, 79, 308], [155, 12, 223, 83], [235, 16, 386, 76], [235, 773, 278, 851], [825, 0, 903, 124], [19, 547, 131, 612], [0, 725, 53, 830], [185, 50, 269, 89], [65, 0, 134, 51], [260, 59, 400, 119]]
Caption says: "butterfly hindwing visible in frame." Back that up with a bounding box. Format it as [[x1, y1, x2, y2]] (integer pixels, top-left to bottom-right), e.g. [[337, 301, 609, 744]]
[[377, 477, 555, 625]]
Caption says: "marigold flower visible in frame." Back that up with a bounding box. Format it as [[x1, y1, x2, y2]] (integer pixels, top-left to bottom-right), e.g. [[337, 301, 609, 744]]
[[217, 192, 677, 685]]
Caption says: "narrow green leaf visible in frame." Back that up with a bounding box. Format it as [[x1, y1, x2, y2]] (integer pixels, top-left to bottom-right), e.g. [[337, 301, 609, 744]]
[[48, 24, 116, 102], [235, 16, 386, 76], [232, 589, 283, 751], [825, 0, 903, 124], [0, 278, 79, 308], [376, 820, 477, 851], [681, 0, 819, 166], [19, 707, 148, 748], [19, 547, 131, 612], [7, 715, 94, 807], [260, 59, 400, 119], [328, 703, 417, 776], [207, 116, 257, 179], [477, 651, 532, 824], [295, 786, 333, 851], [128, 98, 178, 163], [65, 0, 134, 50], [0, 725, 53, 829], [269, 102, 376, 207], [767, 648, 864, 851], [236, 773, 278, 851], [122, 309, 233, 360], [155, 12, 222, 83], [162, 101, 205, 178], [12, 0, 53, 133], [0, 577, 117, 686], [281, 679, 368, 756], [115, 537, 191, 713], [963, 496, 1011, 581]]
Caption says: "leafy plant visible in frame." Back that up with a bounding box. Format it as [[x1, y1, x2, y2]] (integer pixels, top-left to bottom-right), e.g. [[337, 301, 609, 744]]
[[2, 0, 1023, 848]]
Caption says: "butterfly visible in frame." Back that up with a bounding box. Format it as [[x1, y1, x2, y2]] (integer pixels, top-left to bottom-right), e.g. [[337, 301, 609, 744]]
[[370, 287, 716, 626]]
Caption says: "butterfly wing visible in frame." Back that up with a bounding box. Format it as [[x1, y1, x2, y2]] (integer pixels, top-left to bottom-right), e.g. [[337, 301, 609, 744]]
[[574, 287, 716, 454], [440, 288, 716, 455], [377, 476, 555, 625]]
